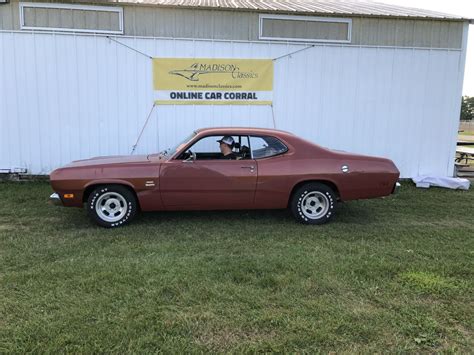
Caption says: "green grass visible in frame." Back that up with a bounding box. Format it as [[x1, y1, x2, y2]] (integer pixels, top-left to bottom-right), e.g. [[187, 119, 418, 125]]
[[0, 181, 473, 353]]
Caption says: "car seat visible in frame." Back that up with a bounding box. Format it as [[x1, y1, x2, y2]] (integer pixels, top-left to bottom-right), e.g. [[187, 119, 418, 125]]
[[240, 145, 250, 159]]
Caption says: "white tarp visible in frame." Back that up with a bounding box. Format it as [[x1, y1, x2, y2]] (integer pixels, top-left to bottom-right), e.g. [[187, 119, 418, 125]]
[[412, 175, 471, 190]]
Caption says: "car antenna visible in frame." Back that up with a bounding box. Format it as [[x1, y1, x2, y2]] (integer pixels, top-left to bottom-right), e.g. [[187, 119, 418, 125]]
[[130, 103, 156, 155]]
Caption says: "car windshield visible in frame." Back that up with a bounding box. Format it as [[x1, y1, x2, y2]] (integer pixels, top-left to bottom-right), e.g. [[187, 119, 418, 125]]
[[158, 131, 196, 158]]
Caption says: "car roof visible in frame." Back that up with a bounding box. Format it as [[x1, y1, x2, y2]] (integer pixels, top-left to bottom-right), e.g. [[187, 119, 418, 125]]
[[195, 127, 295, 137]]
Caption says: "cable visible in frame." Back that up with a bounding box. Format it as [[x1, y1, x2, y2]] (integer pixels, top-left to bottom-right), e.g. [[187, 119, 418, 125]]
[[130, 103, 157, 155], [271, 103, 277, 128], [106, 34, 314, 62], [106, 36, 153, 60], [273, 44, 315, 61]]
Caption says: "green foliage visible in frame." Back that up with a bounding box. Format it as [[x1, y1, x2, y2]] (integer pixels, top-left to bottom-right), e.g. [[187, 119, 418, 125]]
[[0, 182, 473, 352], [460, 96, 474, 121]]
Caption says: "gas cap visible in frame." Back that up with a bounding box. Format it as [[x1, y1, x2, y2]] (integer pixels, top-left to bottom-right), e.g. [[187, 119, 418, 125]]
[[341, 165, 349, 173]]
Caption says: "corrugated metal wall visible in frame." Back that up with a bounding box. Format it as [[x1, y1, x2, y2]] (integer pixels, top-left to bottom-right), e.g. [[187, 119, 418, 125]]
[[0, 31, 466, 177], [0, 0, 465, 48]]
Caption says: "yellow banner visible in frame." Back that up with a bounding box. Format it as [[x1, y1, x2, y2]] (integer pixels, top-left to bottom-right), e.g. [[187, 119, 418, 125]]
[[153, 58, 273, 105]]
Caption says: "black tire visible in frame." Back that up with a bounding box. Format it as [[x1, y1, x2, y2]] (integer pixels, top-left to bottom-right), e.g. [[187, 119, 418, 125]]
[[290, 183, 336, 225], [87, 185, 138, 228]]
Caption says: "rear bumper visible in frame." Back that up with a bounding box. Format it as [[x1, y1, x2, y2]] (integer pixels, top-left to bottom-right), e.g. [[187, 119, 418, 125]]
[[49, 192, 63, 206], [392, 182, 401, 194]]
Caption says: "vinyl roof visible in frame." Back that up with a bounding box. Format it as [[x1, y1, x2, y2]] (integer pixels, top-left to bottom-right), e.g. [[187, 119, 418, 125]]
[[195, 127, 294, 136], [105, 0, 471, 22]]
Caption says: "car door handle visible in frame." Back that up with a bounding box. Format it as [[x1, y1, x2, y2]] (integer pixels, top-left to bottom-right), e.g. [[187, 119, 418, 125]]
[[241, 165, 255, 173]]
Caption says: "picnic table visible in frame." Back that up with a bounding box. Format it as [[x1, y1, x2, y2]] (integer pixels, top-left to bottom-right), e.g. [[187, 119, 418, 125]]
[[456, 146, 474, 165]]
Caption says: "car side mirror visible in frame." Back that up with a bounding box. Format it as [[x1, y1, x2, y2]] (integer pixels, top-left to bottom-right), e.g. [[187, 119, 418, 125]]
[[183, 150, 196, 163]]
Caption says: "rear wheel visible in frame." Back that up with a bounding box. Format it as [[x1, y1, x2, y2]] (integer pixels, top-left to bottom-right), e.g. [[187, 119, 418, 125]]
[[87, 185, 137, 228], [290, 183, 336, 225]]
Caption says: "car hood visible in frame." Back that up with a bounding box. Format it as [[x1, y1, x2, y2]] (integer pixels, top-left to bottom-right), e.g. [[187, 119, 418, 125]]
[[63, 155, 151, 168]]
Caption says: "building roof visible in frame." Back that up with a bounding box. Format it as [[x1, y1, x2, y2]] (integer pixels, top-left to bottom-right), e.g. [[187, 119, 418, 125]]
[[105, 0, 471, 22]]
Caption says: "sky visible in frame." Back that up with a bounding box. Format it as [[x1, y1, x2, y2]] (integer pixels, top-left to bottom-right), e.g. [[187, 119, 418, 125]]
[[377, 0, 474, 96]]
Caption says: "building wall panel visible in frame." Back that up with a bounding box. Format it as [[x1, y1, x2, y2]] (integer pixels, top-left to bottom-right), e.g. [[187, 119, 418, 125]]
[[0, 1, 19, 29], [447, 22, 463, 49], [413, 20, 432, 47], [1, 0, 465, 49], [193, 9, 212, 39], [0, 31, 466, 177], [0, 31, 7, 171], [394, 19, 415, 47]]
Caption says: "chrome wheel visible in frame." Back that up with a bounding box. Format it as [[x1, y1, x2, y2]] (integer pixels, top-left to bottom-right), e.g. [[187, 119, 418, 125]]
[[300, 191, 329, 220], [95, 192, 128, 223]]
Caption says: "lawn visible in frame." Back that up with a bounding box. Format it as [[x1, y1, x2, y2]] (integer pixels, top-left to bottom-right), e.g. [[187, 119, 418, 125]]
[[0, 181, 473, 352]]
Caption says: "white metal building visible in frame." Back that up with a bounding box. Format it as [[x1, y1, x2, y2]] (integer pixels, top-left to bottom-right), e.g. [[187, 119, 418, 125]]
[[0, 0, 472, 177]]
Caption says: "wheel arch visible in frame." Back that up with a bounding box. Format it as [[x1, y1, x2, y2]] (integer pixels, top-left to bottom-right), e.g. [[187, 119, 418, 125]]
[[288, 179, 341, 207], [83, 181, 140, 209]]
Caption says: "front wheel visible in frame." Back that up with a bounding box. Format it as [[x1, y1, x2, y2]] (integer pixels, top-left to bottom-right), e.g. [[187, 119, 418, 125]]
[[290, 183, 336, 225], [87, 185, 138, 228]]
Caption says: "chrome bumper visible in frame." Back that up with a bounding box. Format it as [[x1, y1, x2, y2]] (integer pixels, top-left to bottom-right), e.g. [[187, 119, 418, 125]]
[[392, 182, 401, 194], [49, 192, 63, 206]]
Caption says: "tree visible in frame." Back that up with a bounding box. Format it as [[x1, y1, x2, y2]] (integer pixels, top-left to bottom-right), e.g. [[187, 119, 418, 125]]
[[460, 96, 474, 121]]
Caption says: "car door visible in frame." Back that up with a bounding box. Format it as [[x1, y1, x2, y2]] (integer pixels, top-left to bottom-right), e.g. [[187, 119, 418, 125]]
[[159, 135, 257, 210], [249, 135, 292, 209]]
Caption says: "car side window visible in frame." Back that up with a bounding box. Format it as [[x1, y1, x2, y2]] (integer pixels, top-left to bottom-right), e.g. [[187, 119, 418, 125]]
[[249, 136, 288, 159], [177, 135, 251, 160], [190, 136, 226, 155]]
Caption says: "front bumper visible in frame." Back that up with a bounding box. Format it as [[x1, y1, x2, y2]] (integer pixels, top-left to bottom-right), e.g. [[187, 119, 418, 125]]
[[392, 182, 401, 194], [49, 193, 63, 206]]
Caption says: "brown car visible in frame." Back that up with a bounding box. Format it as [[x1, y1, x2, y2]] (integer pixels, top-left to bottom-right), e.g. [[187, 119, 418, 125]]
[[49, 127, 400, 227]]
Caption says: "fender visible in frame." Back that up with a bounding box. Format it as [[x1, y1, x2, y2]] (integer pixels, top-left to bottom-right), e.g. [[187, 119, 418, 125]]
[[79, 179, 137, 205], [83, 178, 165, 211], [84, 179, 136, 191], [290, 177, 342, 201]]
